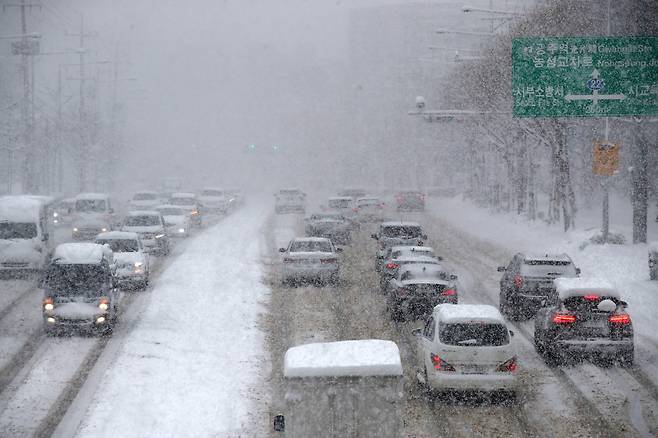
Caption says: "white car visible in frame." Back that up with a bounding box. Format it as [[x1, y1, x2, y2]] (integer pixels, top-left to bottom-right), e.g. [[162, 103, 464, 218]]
[[354, 197, 385, 222], [95, 231, 150, 289], [198, 188, 231, 215], [280, 237, 341, 286], [413, 304, 518, 397], [121, 211, 170, 256], [169, 192, 202, 227], [155, 205, 191, 238], [129, 191, 160, 209], [72, 193, 116, 241], [275, 188, 306, 214]]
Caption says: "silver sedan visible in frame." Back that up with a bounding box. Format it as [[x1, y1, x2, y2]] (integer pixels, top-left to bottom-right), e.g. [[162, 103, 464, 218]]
[[280, 237, 342, 286]]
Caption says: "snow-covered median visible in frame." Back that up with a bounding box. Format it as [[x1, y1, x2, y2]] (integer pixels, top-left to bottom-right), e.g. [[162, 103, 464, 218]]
[[75, 205, 269, 437]]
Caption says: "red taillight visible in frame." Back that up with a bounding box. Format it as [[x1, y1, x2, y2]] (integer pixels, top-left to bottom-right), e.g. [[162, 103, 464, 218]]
[[283, 258, 294, 263], [583, 294, 600, 301], [385, 262, 399, 269], [552, 313, 576, 324], [430, 353, 455, 371], [321, 258, 337, 264], [99, 297, 109, 305], [441, 289, 456, 296], [513, 275, 523, 289], [497, 357, 517, 372], [609, 313, 631, 325], [43, 297, 54, 305]]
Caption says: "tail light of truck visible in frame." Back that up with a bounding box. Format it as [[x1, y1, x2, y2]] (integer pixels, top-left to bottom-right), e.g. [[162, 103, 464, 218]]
[[497, 356, 517, 372], [385, 262, 399, 270], [552, 313, 576, 324], [440, 289, 456, 296], [513, 275, 523, 289], [583, 294, 600, 301], [43, 297, 54, 311], [609, 313, 631, 325], [430, 353, 455, 371]]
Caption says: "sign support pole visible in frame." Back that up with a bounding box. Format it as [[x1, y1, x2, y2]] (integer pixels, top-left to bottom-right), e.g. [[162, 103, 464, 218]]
[[601, 0, 612, 244]]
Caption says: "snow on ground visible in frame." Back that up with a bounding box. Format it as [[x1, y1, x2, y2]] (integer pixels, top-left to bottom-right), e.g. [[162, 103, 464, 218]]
[[427, 195, 658, 347], [73, 203, 269, 438]]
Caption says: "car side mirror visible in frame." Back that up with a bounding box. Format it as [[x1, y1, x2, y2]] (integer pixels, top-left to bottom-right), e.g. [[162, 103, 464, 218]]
[[273, 414, 285, 432], [509, 330, 515, 337], [497, 266, 507, 272], [411, 328, 422, 337], [422, 234, 428, 240], [335, 247, 343, 253], [449, 274, 458, 281], [619, 300, 628, 308], [540, 297, 547, 307], [575, 267, 581, 275], [279, 248, 287, 253], [436, 256, 443, 261], [371, 234, 378, 240]]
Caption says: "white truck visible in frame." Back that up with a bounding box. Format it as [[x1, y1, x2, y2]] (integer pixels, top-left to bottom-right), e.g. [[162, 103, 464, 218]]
[[0, 195, 55, 275], [276, 339, 405, 437]]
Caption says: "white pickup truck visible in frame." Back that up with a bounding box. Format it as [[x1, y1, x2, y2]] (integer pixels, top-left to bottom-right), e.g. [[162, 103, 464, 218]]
[[275, 339, 405, 437]]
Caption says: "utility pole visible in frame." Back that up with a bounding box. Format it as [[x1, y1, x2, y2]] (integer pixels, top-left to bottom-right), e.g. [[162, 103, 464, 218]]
[[3, 0, 41, 193]]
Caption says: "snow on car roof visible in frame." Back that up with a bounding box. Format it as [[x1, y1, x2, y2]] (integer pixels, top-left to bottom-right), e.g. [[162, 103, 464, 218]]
[[524, 253, 572, 262], [649, 241, 658, 252], [53, 243, 107, 264], [0, 196, 49, 222], [127, 210, 161, 216], [394, 255, 439, 263], [381, 221, 421, 227], [435, 304, 505, 325], [402, 264, 443, 274], [133, 190, 157, 195], [75, 192, 109, 200], [171, 192, 196, 198], [555, 277, 619, 300], [292, 236, 332, 243], [328, 196, 352, 200], [391, 245, 433, 253], [284, 340, 403, 378], [96, 231, 139, 240]]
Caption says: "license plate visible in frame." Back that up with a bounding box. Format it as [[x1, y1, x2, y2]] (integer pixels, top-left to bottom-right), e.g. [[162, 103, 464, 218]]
[[461, 365, 488, 374], [581, 318, 605, 328]]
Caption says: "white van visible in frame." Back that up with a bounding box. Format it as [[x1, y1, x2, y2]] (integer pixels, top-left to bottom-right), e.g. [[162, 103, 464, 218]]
[[276, 340, 405, 437], [72, 193, 115, 241], [413, 304, 518, 397], [0, 195, 55, 274]]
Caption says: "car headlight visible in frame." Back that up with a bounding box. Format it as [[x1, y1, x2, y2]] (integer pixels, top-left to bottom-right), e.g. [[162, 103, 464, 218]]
[[73, 227, 79, 232], [178, 228, 185, 233], [155, 234, 165, 239], [134, 262, 143, 268], [44, 303, 54, 311], [101, 228, 108, 232], [53, 212, 59, 218], [98, 297, 109, 311], [96, 316, 106, 324]]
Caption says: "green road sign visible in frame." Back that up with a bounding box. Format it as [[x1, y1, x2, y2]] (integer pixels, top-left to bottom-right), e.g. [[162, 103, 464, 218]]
[[512, 36, 658, 117]]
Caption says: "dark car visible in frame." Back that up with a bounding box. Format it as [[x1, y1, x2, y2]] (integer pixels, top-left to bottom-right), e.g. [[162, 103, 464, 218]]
[[304, 213, 352, 245], [386, 264, 458, 322], [395, 190, 425, 212], [534, 278, 633, 366], [498, 253, 580, 319]]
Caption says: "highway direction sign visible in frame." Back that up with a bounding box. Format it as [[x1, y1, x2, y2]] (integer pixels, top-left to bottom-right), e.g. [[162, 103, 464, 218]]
[[512, 36, 658, 117]]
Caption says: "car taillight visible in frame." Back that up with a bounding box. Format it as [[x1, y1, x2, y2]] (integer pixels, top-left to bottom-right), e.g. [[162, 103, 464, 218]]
[[583, 294, 599, 301], [283, 258, 294, 263], [321, 258, 337, 264], [441, 289, 456, 296], [552, 313, 576, 324], [385, 262, 399, 269], [513, 275, 523, 289], [430, 353, 455, 371], [609, 313, 631, 325], [497, 356, 517, 372]]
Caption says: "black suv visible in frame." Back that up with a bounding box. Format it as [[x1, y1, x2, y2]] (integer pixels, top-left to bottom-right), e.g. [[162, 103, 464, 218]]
[[498, 253, 580, 319]]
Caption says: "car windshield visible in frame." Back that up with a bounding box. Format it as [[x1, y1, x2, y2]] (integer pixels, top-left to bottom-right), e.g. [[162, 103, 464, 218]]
[[96, 239, 139, 252], [439, 323, 509, 346], [393, 248, 434, 258], [76, 199, 107, 213], [201, 189, 224, 196], [400, 269, 446, 281], [329, 199, 351, 208], [170, 198, 195, 206], [290, 241, 332, 252], [0, 222, 38, 239], [124, 215, 161, 227], [521, 260, 576, 277], [133, 193, 157, 201], [562, 296, 622, 312], [44, 264, 106, 294], [158, 208, 185, 216], [382, 226, 422, 238], [357, 198, 379, 206], [311, 214, 343, 221]]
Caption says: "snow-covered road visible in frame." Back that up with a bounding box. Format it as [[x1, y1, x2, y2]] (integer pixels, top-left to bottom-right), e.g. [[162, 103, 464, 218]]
[[62, 203, 270, 438]]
